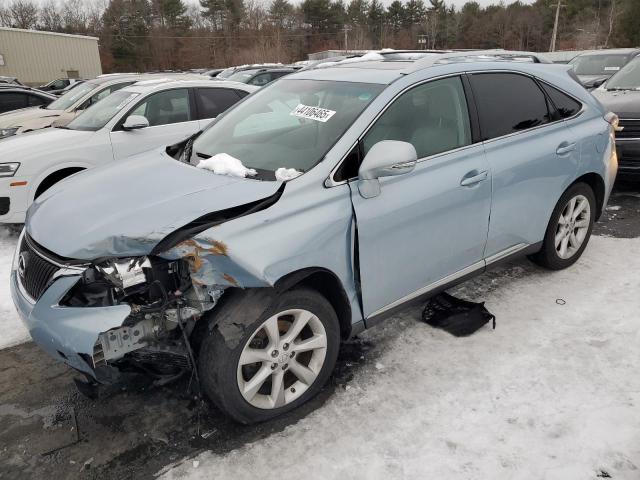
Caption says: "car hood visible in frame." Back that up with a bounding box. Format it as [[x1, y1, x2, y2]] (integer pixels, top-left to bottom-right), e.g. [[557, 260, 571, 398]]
[[0, 107, 63, 129], [0, 128, 94, 158], [27, 150, 282, 260], [592, 89, 640, 118]]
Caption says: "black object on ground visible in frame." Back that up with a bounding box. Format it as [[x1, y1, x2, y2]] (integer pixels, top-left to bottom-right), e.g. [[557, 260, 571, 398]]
[[422, 292, 496, 337]]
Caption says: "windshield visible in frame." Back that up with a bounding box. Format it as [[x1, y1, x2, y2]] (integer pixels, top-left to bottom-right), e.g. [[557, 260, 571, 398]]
[[47, 82, 97, 110], [191, 79, 384, 177], [605, 57, 640, 90], [226, 70, 259, 83], [570, 54, 629, 76], [66, 90, 140, 131], [217, 68, 237, 79]]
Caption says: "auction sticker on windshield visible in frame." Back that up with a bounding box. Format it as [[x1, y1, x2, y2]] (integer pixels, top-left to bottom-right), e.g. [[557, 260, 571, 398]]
[[290, 104, 336, 123]]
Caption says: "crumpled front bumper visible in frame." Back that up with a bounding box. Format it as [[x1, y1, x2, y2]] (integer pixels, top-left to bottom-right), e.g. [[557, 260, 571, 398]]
[[10, 270, 131, 380]]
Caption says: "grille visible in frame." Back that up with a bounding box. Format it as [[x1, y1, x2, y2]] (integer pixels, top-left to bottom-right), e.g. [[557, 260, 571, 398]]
[[18, 235, 61, 301], [617, 119, 640, 139]]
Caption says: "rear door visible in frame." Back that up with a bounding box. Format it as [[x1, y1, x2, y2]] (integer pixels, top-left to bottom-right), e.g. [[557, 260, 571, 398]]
[[194, 87, 245, 129], [110, 88, 200, 159], [467, 72, 581, 259], [350, 75, 492, 318]]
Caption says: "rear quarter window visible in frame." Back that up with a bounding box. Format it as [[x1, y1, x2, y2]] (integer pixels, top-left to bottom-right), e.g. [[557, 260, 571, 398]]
[[469, 73, 553, 140], [540, 82, 582, 119]]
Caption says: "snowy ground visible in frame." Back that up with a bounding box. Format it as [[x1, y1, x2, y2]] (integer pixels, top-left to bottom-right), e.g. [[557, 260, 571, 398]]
[[161, 235, 640, 480], [0, 226, 28, 349]]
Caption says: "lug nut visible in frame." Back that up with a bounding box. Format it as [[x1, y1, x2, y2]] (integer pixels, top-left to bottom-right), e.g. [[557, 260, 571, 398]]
[[282, 364, 288, 370], [271, 363, 277, 370], [271, 350, 278, 358], [290, 387, 296, 393], [290, 352, 295, 358], [282, 343, 289, 351]]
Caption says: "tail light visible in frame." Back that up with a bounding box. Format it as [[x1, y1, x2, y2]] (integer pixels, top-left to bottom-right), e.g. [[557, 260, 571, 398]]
[[604, 112, 622, 132]]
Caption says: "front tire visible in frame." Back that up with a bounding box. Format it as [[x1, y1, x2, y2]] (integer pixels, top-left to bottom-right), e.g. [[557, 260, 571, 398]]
[[198, 288, 340, 424], [531, 182, 595, 270]]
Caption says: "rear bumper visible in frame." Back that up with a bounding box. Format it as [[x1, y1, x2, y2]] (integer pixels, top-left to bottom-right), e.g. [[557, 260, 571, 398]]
[[10, 269, 131, 381]]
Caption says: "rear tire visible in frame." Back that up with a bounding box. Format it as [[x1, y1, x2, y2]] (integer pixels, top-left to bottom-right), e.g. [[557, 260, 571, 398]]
[[530, 182, 595, 270], [198, 288, 340, 424]]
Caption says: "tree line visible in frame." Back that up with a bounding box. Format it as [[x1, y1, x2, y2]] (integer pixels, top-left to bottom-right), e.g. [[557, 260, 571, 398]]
[[0, 0, 638, 72]]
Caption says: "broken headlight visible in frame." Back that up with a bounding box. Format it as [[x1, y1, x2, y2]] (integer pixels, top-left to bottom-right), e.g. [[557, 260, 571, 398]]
[[96, 257, 152, 290]]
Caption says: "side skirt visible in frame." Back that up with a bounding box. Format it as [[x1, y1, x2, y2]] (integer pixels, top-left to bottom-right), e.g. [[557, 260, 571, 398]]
[[361, 242, 542, 331]]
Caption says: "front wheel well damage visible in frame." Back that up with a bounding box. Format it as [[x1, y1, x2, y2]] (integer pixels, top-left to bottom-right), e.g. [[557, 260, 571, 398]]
[[35, 167, 85, 199], [191, 268, 353, 350]]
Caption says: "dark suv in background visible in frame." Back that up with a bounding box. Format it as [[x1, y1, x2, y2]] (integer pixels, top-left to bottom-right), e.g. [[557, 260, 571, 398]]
[[570, 48, 640, 89], [593, 55, 640, 177]]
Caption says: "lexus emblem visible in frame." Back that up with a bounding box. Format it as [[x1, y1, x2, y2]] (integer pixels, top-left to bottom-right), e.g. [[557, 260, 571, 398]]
[[17, 252, 27, 278]]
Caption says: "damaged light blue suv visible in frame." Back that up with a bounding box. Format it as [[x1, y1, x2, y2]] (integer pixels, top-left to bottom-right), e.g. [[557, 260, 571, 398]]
[[11, 51, 618, 424]]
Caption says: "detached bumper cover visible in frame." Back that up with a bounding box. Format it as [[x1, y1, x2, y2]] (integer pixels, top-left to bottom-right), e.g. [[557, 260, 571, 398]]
[[10, 271, 131, 379]]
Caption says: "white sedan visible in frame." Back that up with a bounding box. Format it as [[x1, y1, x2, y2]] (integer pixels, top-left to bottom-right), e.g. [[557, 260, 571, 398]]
[[0, 79, 257, 223]]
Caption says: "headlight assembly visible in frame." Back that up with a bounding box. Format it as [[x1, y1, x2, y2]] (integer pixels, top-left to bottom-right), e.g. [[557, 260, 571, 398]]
[[0, 162, 20, 177], [96, 257, 151, 290], [0, 127, 18, 139]]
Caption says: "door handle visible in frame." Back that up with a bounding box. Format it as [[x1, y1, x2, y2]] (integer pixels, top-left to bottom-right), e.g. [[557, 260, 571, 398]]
[[460, 170, 488, 187], [556, 142, 576, 155]]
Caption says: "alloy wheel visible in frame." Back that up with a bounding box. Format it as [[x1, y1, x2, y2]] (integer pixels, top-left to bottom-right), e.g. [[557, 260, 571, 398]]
[[236, 308, 328, 410], [555, 194, 591, 260]]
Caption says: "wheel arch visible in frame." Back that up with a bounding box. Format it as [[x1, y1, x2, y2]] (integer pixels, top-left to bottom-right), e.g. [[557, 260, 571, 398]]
[[33, 166, 87, 199], [570, 172, 606, 220], [274, 267, 353, 340]]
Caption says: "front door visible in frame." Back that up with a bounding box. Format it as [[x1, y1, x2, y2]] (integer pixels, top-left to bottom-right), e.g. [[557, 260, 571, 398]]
[[349, 76, 492, 318], [110, 88, 201, 160]]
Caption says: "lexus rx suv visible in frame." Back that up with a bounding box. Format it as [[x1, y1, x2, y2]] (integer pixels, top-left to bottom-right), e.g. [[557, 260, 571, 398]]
[[11, 50, 617, 424]]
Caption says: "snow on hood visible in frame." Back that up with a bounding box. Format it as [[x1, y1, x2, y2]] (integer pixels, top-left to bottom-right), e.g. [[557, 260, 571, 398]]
[[275, 167, 303, 181], [197, 153, 257, 178], [0, 107, 63, 129], [26, 150, 282, 260]]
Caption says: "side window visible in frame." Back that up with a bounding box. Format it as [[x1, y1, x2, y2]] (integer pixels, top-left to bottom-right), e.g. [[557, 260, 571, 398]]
[[195, 88, 242, 119], [469, 73, 552, 139], [540, 82, 582, 119], [0, 92, 28, 111], [127, 89, 191, 127], [249, 73, 273, 86], [28, 94, 48, 107], [83, 82, 133, 109], [236, 90, 250, 99], [362, 76, 472, 160], [53, 79, 68, 89]]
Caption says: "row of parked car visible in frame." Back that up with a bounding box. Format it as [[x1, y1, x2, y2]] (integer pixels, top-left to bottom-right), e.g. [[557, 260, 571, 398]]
[[4, 48, 625, 424]]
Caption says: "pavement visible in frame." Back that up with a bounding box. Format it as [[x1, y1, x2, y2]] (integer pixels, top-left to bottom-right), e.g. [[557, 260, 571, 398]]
[[0, 180, 638, 480]]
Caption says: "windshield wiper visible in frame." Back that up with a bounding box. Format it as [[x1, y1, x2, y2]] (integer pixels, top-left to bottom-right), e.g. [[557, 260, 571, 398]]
[[607, 87, 636, 91]]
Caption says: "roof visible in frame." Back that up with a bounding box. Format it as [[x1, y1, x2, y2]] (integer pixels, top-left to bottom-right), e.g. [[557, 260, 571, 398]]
[[575, 48, 640, 57], [122, 79, 258, 94], [292, 49, 554, 85], [87, 72, 208, 86], [0, 26, 98, 41]]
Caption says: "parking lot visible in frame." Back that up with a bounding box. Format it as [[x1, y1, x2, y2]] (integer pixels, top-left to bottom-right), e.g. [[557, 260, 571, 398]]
[[0, 180, 638, 479]]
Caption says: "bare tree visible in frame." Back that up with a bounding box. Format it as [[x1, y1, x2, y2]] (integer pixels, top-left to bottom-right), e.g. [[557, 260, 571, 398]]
[[40, 0, 63, 31], [8, 0, 39, 29]]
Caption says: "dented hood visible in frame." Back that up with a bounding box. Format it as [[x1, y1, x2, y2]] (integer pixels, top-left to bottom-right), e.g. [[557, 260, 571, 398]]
[[27, 150, 282, 260]]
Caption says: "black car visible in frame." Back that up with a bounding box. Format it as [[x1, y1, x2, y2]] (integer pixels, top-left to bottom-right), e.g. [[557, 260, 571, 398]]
[[0, 87, 56, 114], [593, 56, 640, 177], [570, 48, 640, 90], [38, 78, 84, 92], [221, 65, 299, 86]]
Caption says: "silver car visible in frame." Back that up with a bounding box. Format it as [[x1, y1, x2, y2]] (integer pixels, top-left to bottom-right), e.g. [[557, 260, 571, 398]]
[[11, 51, 618, 423]]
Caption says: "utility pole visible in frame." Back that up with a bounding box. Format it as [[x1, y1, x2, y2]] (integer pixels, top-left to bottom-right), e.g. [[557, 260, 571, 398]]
[[549, 1, 565, 52], [342, 25, 352, 54]]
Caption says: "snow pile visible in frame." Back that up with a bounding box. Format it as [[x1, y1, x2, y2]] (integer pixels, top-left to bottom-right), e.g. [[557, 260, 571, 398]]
[[275, 168, 302, 181], [161, 235, 640, 480], [196, 153, 257, 178], [0, 226, 29, 349]]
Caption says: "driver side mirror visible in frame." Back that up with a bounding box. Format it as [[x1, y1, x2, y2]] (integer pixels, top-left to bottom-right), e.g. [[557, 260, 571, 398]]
[[122, 115, 150, 131], [357, 140, 417, 198]]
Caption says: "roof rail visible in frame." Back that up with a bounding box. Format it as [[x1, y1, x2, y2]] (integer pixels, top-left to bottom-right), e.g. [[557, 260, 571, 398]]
[[407, 49, 550, 71]]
